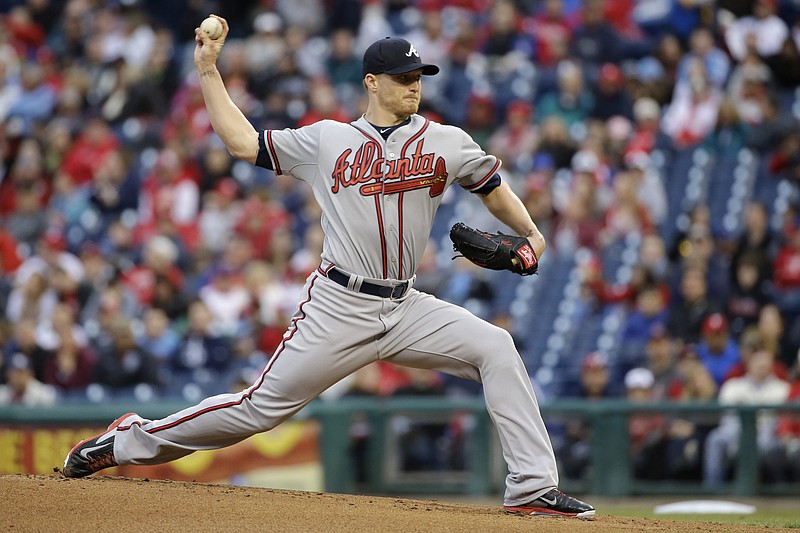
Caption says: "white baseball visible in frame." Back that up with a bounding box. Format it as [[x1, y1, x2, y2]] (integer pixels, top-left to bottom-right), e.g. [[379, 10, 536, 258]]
[[201, 17, 223, 40]]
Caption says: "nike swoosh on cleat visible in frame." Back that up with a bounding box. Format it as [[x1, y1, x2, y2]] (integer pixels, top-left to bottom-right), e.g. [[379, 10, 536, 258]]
[[79, 444, 108, 460], [538, 496, 557, 506]]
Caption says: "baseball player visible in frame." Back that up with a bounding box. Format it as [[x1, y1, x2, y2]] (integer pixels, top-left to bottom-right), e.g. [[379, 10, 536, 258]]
[[63, 16, 595, 519]]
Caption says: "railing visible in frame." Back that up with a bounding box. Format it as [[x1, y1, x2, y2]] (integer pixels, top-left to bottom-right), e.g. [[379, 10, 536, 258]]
[[2, 398, 799, 496]]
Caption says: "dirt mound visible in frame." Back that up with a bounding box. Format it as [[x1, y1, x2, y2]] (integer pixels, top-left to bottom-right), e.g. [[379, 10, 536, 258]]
[[0, 475, 785, 532]]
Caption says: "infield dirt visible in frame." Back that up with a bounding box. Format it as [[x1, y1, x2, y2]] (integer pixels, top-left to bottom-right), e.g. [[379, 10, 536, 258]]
[[0, 474, 793, 532]]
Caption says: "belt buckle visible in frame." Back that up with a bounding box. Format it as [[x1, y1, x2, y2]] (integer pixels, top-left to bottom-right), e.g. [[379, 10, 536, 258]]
[[389, 283, 406, 299]]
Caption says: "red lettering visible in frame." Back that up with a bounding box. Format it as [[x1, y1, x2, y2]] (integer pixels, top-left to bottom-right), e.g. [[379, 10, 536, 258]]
[[331, 149, 352, 193], [410, 140, 433, 176], [332, 142, 446, 197], [395, 158, 411, 179]]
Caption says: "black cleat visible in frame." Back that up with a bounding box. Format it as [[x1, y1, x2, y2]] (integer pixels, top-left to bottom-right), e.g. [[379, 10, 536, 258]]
[[504, 488, 596, 519], [62, 412, 137, 478]]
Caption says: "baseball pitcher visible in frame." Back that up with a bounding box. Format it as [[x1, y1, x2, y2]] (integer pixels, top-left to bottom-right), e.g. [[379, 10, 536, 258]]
[[63, 15, 594, 519]]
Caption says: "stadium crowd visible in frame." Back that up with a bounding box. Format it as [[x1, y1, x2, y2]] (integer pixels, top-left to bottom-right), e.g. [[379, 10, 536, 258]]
[[1, 0, 800, 485]]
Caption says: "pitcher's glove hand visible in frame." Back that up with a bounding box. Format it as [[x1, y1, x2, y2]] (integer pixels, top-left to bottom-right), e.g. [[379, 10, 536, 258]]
[[449, 222, 539, 276]]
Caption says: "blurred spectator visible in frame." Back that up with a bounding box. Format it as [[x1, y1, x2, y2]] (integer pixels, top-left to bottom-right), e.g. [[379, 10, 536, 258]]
[[724, 326, 790, 382], [0, 353, 57, 406], [537, 60, 594, 130], [703, 348, 790, 486], [4, 318, 52, 382], [526, 0, 573, 68], [199, 267, 252, 337], [172, 300, 233, 378], [674, 199, 712, 252], [600, 169, 654, 244], [590, 63, 633, 121], [59, 117, 119, 186], [478, 0, 535, 60], [296, 80, 351, 127], [536, 115, 577, 169], [0, 51, 22, 122], [570, 0, 625, 65], [624, 97, 661, 156], [85, 284, 137, 356], [487, 100, 539, 175], [724, 0, 789, 61], [725, 53, 771, 126], [150, 274, 190, 323], [661, 60, 722, 147], [620, 284, 670, 360], [122, 234, 183, 307], [633, 0, 707, 43], [626, 151, 667, 227], [41, 319, 96, 393], [326, 28, 363, 98], [632, 35, 679, 104], [726, 252, 770, 337], [6, 61, 57, 135], [92, 318, 161, 391], [746, 91, 799, 155], [676, 223, 729, 303], [638, 233, 670, 280], [5, 170, 48, 248], [707, 98, 748, 153], [625, 367, 669, 479], [438, 32, 479, 127], [198, 178, 242, 255], [644, 326, 678, 398], [233, 187, 292, 261], [5, 271, 57, 325], [696, 313, 740, 387], [730, 201, 774, 286], [676, 26, 730, 91], [136, 307, 180, 363], [551, 149, 605, 252], [562, 351, 619, 399], [244, 12, 286, 85], [756, 304, 796, 369], [462, 94, 498, 147], [667, 263, 719, 344], [664, 359, 719, 480], [137, 146, 200, 247], [88, 149, 139, 226]]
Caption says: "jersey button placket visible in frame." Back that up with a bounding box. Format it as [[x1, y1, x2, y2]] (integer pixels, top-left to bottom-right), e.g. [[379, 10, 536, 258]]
[[383, 150, 400, 278]]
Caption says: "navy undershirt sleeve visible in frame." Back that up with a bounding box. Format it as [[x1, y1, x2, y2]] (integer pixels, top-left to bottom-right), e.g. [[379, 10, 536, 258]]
[[472, 173, 502, 195], [255, 130, 273, 170]]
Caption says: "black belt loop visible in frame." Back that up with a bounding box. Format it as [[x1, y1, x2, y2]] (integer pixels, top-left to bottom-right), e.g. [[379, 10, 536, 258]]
[[327, 267, 409, 299]]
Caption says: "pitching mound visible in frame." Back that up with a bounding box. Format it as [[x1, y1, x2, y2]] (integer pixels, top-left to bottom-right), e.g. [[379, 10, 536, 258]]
[[0, 475, 784, 532]]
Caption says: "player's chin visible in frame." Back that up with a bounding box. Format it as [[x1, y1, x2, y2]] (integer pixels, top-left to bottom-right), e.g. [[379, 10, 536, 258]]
[[402, 100, 420, 114]]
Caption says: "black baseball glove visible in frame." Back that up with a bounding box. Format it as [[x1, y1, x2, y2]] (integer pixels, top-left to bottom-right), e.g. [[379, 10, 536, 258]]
[[449, 222, 539, 276]]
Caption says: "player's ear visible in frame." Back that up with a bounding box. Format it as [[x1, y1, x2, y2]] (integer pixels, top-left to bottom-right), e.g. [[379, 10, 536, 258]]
[[364, 74, 378, 93]]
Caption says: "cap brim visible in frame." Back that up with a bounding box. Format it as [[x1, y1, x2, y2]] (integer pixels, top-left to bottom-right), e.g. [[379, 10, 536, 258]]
[[384, 63, 439, 76]]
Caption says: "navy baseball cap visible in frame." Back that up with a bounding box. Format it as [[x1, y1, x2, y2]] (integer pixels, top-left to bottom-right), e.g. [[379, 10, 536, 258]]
[[362, 37, 439, 78]]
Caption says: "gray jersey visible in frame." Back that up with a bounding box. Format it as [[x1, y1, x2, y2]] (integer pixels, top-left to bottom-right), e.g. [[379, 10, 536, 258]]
[[263, 114, 499, 279]]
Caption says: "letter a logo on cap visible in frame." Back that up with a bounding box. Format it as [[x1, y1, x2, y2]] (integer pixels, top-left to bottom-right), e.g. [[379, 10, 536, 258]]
[[406, 44, 419, 58]]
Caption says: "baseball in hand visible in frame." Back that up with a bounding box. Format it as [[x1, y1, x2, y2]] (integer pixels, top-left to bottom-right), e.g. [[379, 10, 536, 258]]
[[201, 17, 223, 39]]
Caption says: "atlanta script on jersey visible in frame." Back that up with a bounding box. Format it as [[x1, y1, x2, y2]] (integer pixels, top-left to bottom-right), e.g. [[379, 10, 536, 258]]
[[259, 114, 500, 280]]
